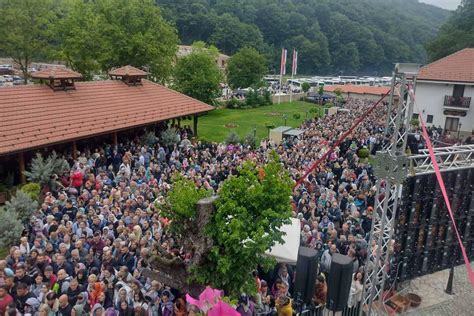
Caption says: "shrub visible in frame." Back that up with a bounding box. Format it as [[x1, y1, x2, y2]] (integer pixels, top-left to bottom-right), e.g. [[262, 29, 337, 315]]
[[160, 128, 180, 147], [4, 190, 39, 224], [263, 89, 273, 105], [0, 209, 24, 249], [302, 82, 311, 93], [140, 131, 159, 147], [244, 131, 257, 148], [358, 147, 370, 159], [245, 90, 259, 108], [293, 113, 301, 120], [225, 132, 241, 144], [410, 118, 420, 127], [323, 102, 334, 108], [24, 152, 69, 189], [21, 183, 41, 201], [264, 121, 275, 130], [226, 98, 243, 109]]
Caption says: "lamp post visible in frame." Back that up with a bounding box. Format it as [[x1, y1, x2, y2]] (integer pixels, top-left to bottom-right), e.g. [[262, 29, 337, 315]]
[[283, 114, 287, 126], [253, 127, 257, 139]]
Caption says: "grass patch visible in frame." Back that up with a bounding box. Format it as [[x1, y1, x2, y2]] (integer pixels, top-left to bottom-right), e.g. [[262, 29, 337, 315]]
[[185, 101, 320, 143]]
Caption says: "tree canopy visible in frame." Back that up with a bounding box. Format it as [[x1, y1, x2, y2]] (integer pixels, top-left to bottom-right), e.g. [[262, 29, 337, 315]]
[[227, 47, 267, 89], [173, 42, 223, 105], [193, 154, 293, 296], [56, 0, 178, 82], [0, 0, 57, 83], [426, 0, 474, 61], [158, 0, 450, 75]]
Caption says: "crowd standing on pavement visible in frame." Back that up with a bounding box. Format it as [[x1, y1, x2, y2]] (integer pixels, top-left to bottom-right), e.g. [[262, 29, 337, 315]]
[[0, 98, 438, 315]]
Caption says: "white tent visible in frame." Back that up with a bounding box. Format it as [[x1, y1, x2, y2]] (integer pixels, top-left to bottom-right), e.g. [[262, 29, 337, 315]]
[[265, 218, 301, 264]]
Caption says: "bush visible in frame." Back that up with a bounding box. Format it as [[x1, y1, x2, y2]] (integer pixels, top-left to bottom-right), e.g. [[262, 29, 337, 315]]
[[226, 98, 244, 109], [302, 82, 311, 93], [263, 89, 272, 105], [293, 113, 301, 120], [140, 131, 159, 147], [4, 190, 39, 224], [244, 131, 257, 148], [225, 132, 241, 144], [21, 183, 41, 201], [358, 147, 370, 159], [323, 102, 334, 108], [160, 128, 180, 147], [24, 152, 69, 188], [410, 118, 420, 127], [245, 90, 259, 108], [0, 209, 24, 249]]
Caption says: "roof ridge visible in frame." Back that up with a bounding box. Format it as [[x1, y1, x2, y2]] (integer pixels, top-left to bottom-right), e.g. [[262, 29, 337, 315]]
[[421, 48, 473, 69]]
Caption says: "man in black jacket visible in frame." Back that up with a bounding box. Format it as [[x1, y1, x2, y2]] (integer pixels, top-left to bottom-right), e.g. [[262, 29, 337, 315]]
[[14, 283, 37, 314]]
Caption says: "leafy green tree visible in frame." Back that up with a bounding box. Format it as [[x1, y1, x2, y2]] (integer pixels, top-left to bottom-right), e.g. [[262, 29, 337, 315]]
[[24, 152, 69, 192], [0, 209, 24, 249], [302, 82, 311, 93], [0, 0, 56, 84], [162, 174, 212, 237], [57, 0, 178, 82], [210, 13, 264, 55], [426, 0, 474, 61], [227, 47, 267, 90], [5, 190, 39, 224], [174, 43, 223, 105], [192, 154, 293, 296]]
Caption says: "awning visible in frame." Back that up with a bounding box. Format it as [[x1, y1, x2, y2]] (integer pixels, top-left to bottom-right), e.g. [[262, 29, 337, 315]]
[[264, 218, 301, 264]]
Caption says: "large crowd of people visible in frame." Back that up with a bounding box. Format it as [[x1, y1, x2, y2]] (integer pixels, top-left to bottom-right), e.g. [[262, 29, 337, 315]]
[[0, 97, 432, 315]]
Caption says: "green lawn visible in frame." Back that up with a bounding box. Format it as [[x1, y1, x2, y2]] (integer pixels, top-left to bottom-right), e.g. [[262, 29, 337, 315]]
[[185, 101, 320, 143]]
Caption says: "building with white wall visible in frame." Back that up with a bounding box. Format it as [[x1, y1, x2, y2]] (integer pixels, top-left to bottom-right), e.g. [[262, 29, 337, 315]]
[[414, 48, 474, 136]]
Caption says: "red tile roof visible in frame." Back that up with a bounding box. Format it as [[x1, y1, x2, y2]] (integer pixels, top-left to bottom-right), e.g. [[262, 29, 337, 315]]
[[108, 65, 148, 77], [31, 67, 82, 80], [324, 84, 390, 95], [418, 48, 474, 83], [0, 80, 213, 156]]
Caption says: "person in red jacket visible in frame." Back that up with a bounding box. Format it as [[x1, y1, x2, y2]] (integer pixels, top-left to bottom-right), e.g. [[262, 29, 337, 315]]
[[70, 168, 84, 190], [0, 285, 14, 315]]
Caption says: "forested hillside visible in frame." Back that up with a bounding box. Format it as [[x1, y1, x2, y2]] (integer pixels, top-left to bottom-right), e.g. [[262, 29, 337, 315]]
[[157, 0, 450, 75]]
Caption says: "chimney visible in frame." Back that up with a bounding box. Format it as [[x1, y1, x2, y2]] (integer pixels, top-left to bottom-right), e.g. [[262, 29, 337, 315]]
[[108, 65, 148, 86]]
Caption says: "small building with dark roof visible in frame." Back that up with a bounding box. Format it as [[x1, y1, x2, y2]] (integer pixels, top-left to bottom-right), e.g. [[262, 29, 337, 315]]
[[0, 65, 213, 183]]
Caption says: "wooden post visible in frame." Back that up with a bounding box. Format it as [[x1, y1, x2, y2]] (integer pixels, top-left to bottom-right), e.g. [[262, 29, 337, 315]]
[[19, 152, 26, 184], [113, 132, 118, 149], [193, 114, 198, 137], [177, 117, 181, 128], [72, 141, 77, 160]]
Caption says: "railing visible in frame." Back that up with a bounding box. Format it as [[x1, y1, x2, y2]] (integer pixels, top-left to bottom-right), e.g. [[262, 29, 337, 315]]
[[443, 95, 471, 108]]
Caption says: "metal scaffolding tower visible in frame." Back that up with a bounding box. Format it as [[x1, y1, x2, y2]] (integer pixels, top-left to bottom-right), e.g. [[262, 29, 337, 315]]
[[361, 63, 420, 315]]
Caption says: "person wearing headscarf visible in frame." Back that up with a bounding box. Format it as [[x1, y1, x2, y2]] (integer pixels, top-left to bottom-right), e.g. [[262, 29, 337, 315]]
[[236, 293, 254, 316], [158, 290, 174, 316]]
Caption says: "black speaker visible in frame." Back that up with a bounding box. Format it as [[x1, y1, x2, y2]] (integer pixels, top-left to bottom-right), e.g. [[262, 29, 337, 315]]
[[294, 246, 319, 304], [327, 253, 353, 311]]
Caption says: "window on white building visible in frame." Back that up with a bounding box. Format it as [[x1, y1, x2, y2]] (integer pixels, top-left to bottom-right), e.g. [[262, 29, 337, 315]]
[[444, 117, 459, 132], [427, 115, 433, 123]]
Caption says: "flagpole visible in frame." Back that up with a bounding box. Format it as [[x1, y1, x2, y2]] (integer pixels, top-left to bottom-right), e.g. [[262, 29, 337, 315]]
[[290, 49, 294, 103]]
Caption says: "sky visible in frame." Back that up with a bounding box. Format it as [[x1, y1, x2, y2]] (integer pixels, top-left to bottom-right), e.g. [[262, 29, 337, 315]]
[[420, 0, 461, 10]]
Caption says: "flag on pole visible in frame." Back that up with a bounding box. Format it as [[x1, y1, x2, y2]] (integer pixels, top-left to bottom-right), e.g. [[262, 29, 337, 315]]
[[292, 49, 298, 76], [280, 48, 287, 76]]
